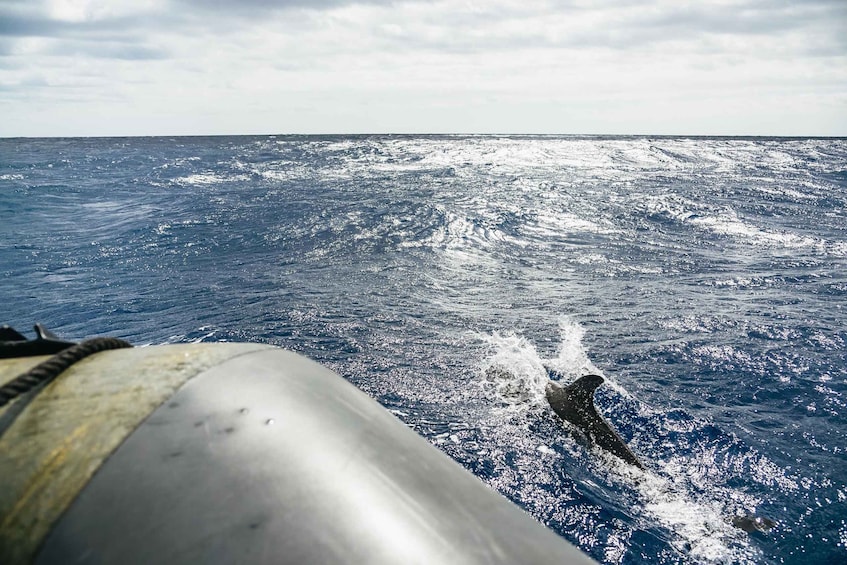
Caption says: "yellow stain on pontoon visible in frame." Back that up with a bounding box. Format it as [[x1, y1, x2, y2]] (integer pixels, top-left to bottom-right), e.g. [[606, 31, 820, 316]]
[[0, 342, 270, 564]]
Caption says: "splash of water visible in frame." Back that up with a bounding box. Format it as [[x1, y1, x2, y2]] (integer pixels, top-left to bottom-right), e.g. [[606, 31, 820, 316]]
[[477, 317, 602, 410]]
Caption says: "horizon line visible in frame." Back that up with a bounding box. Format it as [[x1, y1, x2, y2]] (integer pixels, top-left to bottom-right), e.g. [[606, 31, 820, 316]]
[[2, 133, 846, 140]]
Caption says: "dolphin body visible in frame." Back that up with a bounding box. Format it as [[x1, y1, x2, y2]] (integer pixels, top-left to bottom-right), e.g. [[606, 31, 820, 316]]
[[545, 374, 644, 469], [481, 366, 780, 534], [541, 372, 777, 533]]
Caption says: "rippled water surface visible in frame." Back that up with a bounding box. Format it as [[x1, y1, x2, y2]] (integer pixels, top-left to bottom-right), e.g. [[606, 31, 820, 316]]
[[2, 135, 846, 563]]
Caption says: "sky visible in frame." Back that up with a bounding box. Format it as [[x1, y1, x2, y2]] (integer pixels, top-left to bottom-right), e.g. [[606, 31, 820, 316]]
[[1, 0, 845, 137]]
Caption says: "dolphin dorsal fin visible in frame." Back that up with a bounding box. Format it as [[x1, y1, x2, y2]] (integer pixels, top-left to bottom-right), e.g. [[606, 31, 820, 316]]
[[563, 374, 604, 405]]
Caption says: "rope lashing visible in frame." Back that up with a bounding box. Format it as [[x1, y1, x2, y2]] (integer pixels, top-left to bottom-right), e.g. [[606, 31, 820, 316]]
[[0, 337, 132, 408]]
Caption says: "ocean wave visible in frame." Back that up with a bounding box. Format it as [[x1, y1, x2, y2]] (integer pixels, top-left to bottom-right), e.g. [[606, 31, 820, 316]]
[[688, 211, 817, 248], [3, 135, 846, 565], [172, 172, 249, 185]]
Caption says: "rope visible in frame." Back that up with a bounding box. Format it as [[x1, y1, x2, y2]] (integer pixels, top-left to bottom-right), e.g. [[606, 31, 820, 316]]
[[0, 337, 132, 408]]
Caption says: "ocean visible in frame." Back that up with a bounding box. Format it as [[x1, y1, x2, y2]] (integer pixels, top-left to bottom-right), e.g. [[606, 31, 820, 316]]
[[1, 135, 845, 564]]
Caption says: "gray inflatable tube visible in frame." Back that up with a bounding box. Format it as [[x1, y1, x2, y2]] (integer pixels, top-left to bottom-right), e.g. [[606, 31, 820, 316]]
[[0, 344, 596, 564]]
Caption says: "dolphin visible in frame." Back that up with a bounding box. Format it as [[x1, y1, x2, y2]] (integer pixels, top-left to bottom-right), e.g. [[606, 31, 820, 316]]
[[545, 374, 644, 469], [486, 365, 777, 533], [542, 372, 778, 533]]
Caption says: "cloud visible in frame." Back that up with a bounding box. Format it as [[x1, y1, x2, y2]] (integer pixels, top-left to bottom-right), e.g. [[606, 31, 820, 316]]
[[0, 0, 399, 40], [0, 4, 140, 46], [3, 0, 844, 56], [0, 12, 67, 38], [0, 0, 844, 136], [354, 0, 847, 56], [0, 5, 176, 67], [174, 0, 399, 15], [634, 1, 846, 42], [47, 41, 169, 61], [0, 37, 15, 56]]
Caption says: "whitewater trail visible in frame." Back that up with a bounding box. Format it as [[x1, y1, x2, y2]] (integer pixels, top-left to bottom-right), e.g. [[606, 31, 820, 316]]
[[478, 318, 765, 563]]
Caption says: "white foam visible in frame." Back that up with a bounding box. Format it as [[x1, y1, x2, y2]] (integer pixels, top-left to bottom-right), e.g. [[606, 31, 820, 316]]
[[173, 172, 248, 185], [420, 207, 525, 256], [640, 192, 701, 223], [476, 317, 603, 411], [639, 192, 846, 255], [546, 318, 600, 379], [476, 331, 549, 410], [689, 211, 817, 249], [561, 445, 763, 564], [523, 209, 618, 238]]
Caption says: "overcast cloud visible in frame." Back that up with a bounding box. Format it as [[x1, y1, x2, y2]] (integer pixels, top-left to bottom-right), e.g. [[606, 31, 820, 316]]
[[1, 0, 845, 136]]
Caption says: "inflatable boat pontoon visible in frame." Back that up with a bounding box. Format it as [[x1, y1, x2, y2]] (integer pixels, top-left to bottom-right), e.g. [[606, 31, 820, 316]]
[[0, 327, 596, 564]]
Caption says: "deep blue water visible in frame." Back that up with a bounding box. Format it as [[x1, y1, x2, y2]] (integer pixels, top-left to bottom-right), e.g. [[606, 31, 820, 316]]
[[1, 135, 846, 564]]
